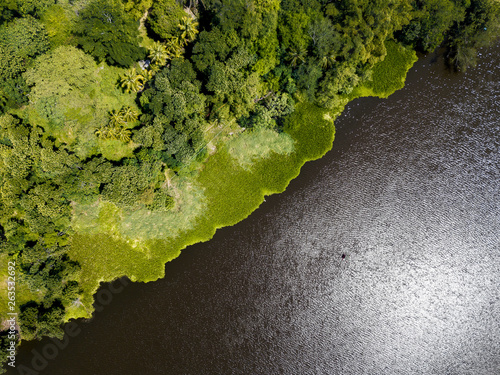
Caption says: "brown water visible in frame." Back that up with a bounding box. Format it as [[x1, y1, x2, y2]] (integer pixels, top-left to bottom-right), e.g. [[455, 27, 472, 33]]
[[9, 45, 500, 375]]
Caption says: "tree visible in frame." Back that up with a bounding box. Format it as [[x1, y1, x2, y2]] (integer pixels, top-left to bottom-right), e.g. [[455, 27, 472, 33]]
[[16, 0, 55, 17], [20, 182, 72, 234], [97, 106, 138, 142], [0, 330, 18, 374], [286, 46, 306, 67], [20, 302, 65, 341], [132, 123, 164, 150], [148, 41, 170, 66], [120, 67, 145, 93], [121, 0, 153, 20], [109, 109, 126, 127], [95, 126, 111, 140], [24, 46, 99, 102], [138, 59, 207, 166], [101, 164, 152, 205], [116, 127, 132, 142], [191, 26, 238, 72], [23, 45, 99, 136], [205, 48, 261, 118], [0, 75, 30, 113], [0, 0, 17, 24], [120, 106, 139, 122], [451, 45, 478, 70], [146, 188, 174, 211], [398, 0, 466, 52], [0, 115, 80, 253], [320, 53, 336, 69], [0, 16, 50, 80], [23, 46, 133, 159], [166, 37, 184, 58], [244, 92, 295, 130], [96, 124, 131, 142], [278, 3, 313, 52], [147, 0, 186, 40], [74, 0, 146, 67], [177, 15, 199, 45], [447, 0, 500, 70], [40, 4, 76, 47]]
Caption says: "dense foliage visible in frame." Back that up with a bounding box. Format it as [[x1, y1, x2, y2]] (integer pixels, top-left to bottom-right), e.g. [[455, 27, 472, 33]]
[[74, 0, 147, 67], [396, 0, 500, 70], [0, 0, 498, 371]]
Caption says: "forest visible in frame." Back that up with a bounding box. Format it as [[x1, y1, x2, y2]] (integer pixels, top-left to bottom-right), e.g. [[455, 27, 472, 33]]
[[0, 0, 499, 371]]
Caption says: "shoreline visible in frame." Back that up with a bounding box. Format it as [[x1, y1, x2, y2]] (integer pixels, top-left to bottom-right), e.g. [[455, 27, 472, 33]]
[[62, 41, 417, 323], [0, 41, 417, 348]]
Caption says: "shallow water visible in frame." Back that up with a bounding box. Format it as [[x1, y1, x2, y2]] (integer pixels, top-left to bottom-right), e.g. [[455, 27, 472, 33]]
[[10, 45, 500, 374]]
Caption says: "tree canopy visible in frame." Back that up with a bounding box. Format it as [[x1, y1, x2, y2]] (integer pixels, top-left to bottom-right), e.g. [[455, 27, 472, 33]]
[[74, 0, 146, 67]]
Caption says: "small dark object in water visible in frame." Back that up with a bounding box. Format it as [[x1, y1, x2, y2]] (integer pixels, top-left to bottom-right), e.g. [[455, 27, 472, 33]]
[[341, 254, 346, 259]]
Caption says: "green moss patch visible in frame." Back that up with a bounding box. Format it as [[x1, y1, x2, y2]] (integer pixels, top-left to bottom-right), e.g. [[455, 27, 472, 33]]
[[226, 128, 295, 169]]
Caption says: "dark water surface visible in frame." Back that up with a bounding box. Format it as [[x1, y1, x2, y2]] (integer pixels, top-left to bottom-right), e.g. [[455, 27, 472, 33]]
[[11, 46, 500, 374]]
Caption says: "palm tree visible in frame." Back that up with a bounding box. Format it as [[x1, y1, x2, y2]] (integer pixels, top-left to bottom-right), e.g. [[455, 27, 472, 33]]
[[120, 106, 139, 123], [166, 37, 184, 58], [95, 126, 110, 140], [116, 127, 132, 143], [143, 68, 155, 81], [320, 53, 336, 69], [107, 126, 120, 140], [287, 46, 306, 67], [120, 68, 145, 93], [177, 16, 199, 45], [148, 41, 169, 66], [96, 125, 131, 142], [109, 110, 126, 127]]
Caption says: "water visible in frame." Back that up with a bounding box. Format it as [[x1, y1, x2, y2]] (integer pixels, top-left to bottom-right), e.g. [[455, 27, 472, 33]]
[[10, 45, 500, 374]]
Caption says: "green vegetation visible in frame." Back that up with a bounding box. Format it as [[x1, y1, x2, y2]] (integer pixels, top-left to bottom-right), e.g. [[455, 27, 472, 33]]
[[147, 0, 186, 40], [0, 16, 49, 79], [349, 41, 418, 99], [226, 128, 295, 169], [0, 0, 498, 371], [74, 0, 147, 67], [66, 100, 335, 317], [396, 0, 500, 70]]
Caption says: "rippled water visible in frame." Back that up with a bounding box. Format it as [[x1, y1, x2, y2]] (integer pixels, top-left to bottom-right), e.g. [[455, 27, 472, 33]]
[[10, 46, 500, 374]]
